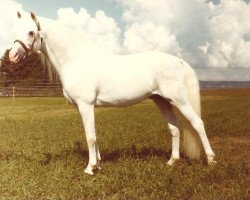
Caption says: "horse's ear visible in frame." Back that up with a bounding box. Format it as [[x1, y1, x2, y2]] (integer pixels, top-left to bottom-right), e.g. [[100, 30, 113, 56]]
[[30, 12, 37, 21], [30, 11, 41, 30], [17, 11, 21, 18]]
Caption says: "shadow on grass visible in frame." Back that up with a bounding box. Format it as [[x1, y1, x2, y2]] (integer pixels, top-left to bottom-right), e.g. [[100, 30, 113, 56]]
[[68, 142, 206, 165], [40, 141, 176, 165], [0, 141, 205, 166], [102, 145, 171, 162]]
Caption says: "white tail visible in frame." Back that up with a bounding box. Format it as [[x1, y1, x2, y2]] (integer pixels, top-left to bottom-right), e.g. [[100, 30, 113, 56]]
[[182, 63, 202, 159]]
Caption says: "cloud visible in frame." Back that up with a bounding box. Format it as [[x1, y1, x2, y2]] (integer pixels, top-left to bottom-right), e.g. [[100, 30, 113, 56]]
[[0, 1, 122, 57], [57, 7, 121, 53], [119, 0, 210, 66], [204, 0, 250, 68], [1, 0, 250, 80], [118, 0, 250, 69], [0, 0, 23, 56], [123, 22, 182, 56]]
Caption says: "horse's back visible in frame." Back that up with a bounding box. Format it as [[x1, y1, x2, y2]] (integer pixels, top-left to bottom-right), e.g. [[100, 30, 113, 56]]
[[94, 51, 188, 106], [63, 50, 189, 106]]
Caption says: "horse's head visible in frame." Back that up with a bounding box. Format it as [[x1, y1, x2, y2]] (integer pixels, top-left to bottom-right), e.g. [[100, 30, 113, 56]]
[[9, 11, 45, 63]]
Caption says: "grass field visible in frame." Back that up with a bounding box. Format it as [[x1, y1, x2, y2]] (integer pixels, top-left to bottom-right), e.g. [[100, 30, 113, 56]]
[[0, 89, 249, 199]]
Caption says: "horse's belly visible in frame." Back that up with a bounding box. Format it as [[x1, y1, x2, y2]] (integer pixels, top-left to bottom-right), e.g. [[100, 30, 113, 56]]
[[96, 84, 153, 106], [96, 94, 150, 106]]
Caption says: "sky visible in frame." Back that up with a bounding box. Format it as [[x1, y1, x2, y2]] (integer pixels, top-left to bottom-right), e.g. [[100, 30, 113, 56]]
[[0, 0, 250, 81]]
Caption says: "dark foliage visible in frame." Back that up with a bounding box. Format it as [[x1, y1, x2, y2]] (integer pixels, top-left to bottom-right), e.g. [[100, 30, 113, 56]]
[[0, 49, 47, 85]]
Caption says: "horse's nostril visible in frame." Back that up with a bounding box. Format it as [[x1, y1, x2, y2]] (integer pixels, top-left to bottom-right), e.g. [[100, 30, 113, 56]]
[[14, 52, 19, 57]]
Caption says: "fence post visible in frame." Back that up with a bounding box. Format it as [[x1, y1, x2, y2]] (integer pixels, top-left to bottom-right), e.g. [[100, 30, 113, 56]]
[[12, 86, 15, 103]]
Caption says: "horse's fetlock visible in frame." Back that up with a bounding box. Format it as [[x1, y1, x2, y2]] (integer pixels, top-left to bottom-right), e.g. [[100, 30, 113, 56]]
[[90, 161, 97, 168]]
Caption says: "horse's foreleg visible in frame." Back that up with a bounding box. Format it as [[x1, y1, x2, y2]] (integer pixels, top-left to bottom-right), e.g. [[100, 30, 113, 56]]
[[77, 101, 98, 175], [151, 95, 180, 165]]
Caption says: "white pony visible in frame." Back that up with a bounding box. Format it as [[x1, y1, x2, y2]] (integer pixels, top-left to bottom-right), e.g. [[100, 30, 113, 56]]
[[9, 12, 216, 175]]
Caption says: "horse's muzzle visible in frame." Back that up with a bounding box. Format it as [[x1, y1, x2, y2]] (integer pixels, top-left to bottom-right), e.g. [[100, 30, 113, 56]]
[[9, 50, 21, 63]]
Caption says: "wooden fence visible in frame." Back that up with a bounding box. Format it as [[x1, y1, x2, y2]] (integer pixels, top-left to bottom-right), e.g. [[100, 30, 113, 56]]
[[0, 86, 63, 97]]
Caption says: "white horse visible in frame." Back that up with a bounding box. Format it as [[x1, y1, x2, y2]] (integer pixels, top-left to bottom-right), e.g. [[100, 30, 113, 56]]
[[9, 12, 216, 175]]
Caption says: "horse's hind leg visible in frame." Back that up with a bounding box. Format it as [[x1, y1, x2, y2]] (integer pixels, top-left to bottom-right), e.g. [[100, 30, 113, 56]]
[[174, 102, 216, 164], [151, 95, 180, 165]]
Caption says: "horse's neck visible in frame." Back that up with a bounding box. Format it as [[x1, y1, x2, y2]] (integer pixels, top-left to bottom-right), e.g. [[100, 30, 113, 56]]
[[39, 18, 84, 76]]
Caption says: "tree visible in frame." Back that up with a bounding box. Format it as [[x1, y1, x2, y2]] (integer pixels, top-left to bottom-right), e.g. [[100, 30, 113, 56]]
[[0, 50, 58, 86]]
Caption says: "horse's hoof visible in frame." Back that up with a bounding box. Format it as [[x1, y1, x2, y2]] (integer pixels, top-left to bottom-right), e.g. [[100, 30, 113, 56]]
[[208, 159, 217, 165], [84, 169, 94, 175], [207, 155, 217, 166], [167, 158, 179, 166], [84, 168, 94, 175]]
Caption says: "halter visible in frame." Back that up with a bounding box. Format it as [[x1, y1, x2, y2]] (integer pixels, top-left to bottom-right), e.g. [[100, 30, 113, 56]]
[[0, 38, 34, 65], [13, 21, 43, 61], [14, 36, 36, 59]]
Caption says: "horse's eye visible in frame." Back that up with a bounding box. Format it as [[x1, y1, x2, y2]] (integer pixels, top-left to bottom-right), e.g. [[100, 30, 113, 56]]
[[28, 31, 34, 37]]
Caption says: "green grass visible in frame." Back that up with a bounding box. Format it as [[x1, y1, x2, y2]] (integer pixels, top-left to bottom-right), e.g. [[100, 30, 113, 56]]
[[0, 89, 249, 199]]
